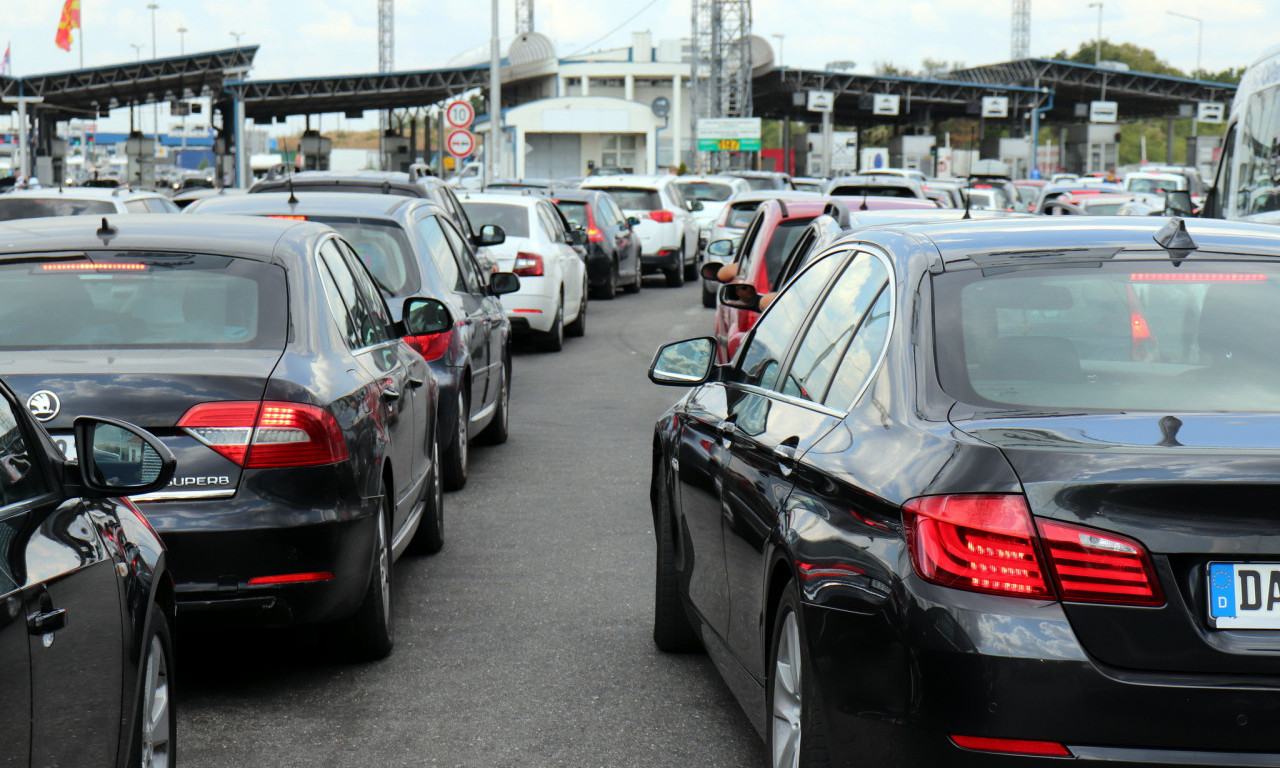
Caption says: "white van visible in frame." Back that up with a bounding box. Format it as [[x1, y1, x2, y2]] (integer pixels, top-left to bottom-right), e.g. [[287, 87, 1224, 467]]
[[1203, 46, 1280, 222]]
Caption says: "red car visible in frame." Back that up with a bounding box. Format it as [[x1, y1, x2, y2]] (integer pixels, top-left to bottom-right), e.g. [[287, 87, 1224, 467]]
[[711, 198, 827, 363]]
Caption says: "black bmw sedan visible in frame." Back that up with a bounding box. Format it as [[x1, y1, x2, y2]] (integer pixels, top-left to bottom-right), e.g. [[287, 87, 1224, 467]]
[[648, 216, 1280, 767], [0, 214, 453, 660], [0, 375, 179, 766]]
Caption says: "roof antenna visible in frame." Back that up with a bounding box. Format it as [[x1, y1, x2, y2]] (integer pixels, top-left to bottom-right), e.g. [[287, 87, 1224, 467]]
[[1154, 217, 1197, 267], [96, 216, 117, 245], [859, 186, 869, 211], [286, 162, 298, 205], [962, 178, 972, 220]]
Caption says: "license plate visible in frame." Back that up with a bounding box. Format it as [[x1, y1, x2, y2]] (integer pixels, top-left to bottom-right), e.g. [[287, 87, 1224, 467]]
[[50, 432, 76, 462], [1208, 563, 1280, 629]]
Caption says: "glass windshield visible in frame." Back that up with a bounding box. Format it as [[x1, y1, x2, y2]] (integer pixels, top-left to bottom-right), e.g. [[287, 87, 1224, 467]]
[[1079, 201, 1125, 215], [740, 177, 778, 191], [727, 201, 763, 228], [934, 261, 1280, 412], [676, 182, 734, 202], [1128, 177, 1184, 194], [555, 201, 589, 230], [0, 252, 286, 349], [461, 202, 530, 238], [0, 198, 115, 220], [1015, 186, 1039, 205], [304, 217, 419, 296], [600, 188, 661, 211], [830, 185, 916, 198]]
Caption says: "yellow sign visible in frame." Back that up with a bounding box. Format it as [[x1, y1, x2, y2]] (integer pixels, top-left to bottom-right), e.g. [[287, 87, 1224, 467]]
[[444, 156, 456, 171]]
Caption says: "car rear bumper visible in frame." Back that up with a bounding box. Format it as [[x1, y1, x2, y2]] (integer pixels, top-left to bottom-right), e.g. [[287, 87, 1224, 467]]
[[804, 593, 1280, 767], [586, 245, 614, 285], [502, 284, 557, 332], [641, 249, 682, 274]]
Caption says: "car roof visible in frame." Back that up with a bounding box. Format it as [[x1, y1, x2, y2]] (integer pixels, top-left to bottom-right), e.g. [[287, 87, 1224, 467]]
[[186, 190, 437, 219], [830, 175, 917, 186], [4, 187, 164, 201], [0, 213, 325, 263], [727, 190, 822, 203], [580, 174, 672, 188], [547, 188, 599, 202], [458, 192, 545, 208]]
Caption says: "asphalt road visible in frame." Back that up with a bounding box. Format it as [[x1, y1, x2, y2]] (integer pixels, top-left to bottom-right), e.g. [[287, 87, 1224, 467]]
[[177, 275, 769, 768]]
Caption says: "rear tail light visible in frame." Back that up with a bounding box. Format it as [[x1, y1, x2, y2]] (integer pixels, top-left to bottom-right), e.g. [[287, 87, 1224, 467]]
[[248, 571, 334, 586], [267, 215, 308, 221], [649, 210, 674, 223], [514, 252, 544, 277], [904, 494, 1163, 606], [177, 401, 349, 468], [587, 227, 604, 242], [950, 735, 1071, 757], [403, 327, 453, 362]]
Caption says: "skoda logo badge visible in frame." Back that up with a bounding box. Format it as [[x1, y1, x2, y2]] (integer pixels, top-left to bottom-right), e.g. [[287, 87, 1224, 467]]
[[26, 391, 60, 422]]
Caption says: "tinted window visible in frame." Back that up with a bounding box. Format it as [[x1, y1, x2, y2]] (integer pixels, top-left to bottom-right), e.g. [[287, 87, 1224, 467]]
[[823, 288, 891, 409], [603, 197, 626, 225], [727, 201, 764, 228], [439, 218, 485, 293], [0, 198, 116, 220], [124, 200, 150, 214], [737, 252, 845, 390], [318, 239, 382, 348], [0, 253, 284, 348], [416, 215, 467, 293], [597, 188, 661, 211], [0, 395, 46, 506], [306, 217, 420, 296], [739, 177, 779, 191], [676, 182, 734, 202], [829, 185, 916, 198], [337, 240, 391, 345], [146, 197, 179, 213], [462, 202, 530, 238], [556, 201, 589, 230], [761, 218, 816, 287]]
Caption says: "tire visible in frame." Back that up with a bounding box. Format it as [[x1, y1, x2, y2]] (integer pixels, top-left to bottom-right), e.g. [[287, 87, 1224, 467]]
[[541, 296, 565, 352], [442, 389, 469, 491], [664, 260, 685, 288], [478, 355, 510, 445], [767, 586, 832, 768], [652, 461, 703, 653], [595, 259, 618, 300], [130, 604, 175, 768], [683, 241, 698, 281], [407, 431, 444, 555], [565, 280, 587, 338], [342, 488, 395, 661], [624, 256, 643, 294], [701, 277, 717, 308]]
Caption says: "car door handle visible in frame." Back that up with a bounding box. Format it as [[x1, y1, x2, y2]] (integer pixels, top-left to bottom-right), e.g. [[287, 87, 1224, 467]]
[[408, 376, 426, 389], [773, 443, 798, 477], [381, 388, 401, 402], [28, 607, 67, 634], [717, 420, 736, 448]]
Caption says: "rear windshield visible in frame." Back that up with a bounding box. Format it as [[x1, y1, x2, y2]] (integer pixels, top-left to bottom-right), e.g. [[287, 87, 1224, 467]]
[[601, 188, 662, 211], [302, 217, 419, 296], [676, 182, 734, 202], [739, 177, 779, 191], [555, 201, 589, 230], [462, 202, 530, 238], [1015, 186, 1039, 205], [1078, 201, 1125, 215], [0, 252, 286, 349], [0, 198, 115, 220], [829, 185, 915, 198], [727, 200, 764, 228], [934, 261, 1280, 412]]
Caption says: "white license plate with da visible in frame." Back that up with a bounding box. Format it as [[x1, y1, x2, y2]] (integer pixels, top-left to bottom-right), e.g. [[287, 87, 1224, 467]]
[[1208, 563, 1280, 629]]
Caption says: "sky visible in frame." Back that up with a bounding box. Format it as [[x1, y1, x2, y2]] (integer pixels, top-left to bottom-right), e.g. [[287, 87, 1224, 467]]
[[2, 0, 1275, 135]]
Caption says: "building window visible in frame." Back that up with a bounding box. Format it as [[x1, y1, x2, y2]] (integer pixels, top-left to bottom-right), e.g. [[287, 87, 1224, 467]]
[[601, 134, 639, 172]]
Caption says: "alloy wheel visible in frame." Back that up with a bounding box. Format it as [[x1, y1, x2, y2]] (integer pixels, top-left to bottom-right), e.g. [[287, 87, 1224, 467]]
[[140, 634, 172, 768], [771, 610, 802, 768]]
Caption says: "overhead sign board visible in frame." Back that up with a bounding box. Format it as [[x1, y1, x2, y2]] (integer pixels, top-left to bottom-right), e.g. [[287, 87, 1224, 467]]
[[1090, 100, 1118, 123], [446, 128, 477, 158], [697, 117, 762, 152], [1197, 101, 1225, 124], [445, 100, 475, 129], [872, 94, 900, 116], [981, 96, 1009, 119], [807, 90, 834, 113]]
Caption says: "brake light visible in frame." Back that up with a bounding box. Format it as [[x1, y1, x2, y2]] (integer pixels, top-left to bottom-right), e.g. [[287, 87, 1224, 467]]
[[649, 210, 674, 223], [41, 262, 146, 271], [247, 571, 334, 585], [403, 327, 453, 362], [1037, 519, 1163, 606], [973, 184, 992, 189], [514, 252, 544, 277], [950, 735, 1071, 757], [587, 227, 604, 242], [797, 562, 866, 580], [904, 495, 1051, 598], [1129, 273, 1267, 283], [177, 401, 349, 468], [267, 214, 308, 221]]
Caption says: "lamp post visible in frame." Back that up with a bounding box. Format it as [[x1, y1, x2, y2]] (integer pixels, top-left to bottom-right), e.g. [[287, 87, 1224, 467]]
[[147, 3, 159, 145], [229, 31, 245, 46], [177, 25, 187, 55], [177, 26, 188, 168], [1167, 11, 1203, 138], [1087, 2, 1103, 66], [771, 34, 784, 67], [129, 44, 144, 130]]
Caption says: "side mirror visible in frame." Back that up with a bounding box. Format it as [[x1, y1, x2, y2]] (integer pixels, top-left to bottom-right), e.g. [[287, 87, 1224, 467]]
[[700, 261, 724, 281], [706, 239, 735, 259], [475, 223, 506, 247], [71, 417, 176, 497], [627, 216, 641, 228], [648, 337, 717, 386], [402, 297, 454, 336], [719, 282, 762, 311], [1163, 190, 1194, 217], [490, 271, 521, 296], [571, 228, 588, 246]]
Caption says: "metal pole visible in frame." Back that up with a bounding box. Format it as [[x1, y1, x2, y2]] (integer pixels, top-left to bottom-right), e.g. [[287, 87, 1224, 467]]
[[1168, 11, 1203, 138], [489, 0, 502, 181], [1088, 3, 1102, 65], [148, 4, 159, 153], [821, 109, 832, 179]]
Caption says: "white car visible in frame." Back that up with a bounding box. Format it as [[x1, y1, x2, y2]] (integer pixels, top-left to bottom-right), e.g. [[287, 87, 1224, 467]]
[[0, 187, 179, 220], [861, 167, 928, 185], [672, 175, 751, 256], [1123, 171, 1187, 195], [461, 193, 587, 352], [580, 175, 700, 287]]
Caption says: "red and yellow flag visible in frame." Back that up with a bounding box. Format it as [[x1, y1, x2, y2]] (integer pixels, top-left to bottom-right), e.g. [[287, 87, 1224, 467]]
[[55, 0, 81, 52]]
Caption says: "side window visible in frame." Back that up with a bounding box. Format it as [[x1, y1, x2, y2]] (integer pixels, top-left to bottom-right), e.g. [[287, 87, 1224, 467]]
[[124, 200, 149, 214], [823, 289, 891, 409], [606, 197, 626, 226], [147, 197, 178, 213], [317, 251, 360, 348], [0, 395, 47, 507], [736, 251, 846, 391], [337, 240, 391, 345], [537, 204, 563, 243], [317, 239, 382, 348], [736, 210, 765, 265], [439, 218, 485, 292], [441, 187, 476, 238], [417, 215, 467, 293], [784, 253, 891, 406]]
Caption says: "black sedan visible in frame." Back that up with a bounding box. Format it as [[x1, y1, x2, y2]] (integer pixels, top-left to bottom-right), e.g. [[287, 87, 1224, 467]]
[[550, 188, 643, 299], [648, 216, 1280, 767], [0, 376, 178, 766], [0, 214, 455, 660]]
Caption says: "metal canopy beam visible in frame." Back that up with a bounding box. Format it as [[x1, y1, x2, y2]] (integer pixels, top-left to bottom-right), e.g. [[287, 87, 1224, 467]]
[[229, 66, 490, 121]]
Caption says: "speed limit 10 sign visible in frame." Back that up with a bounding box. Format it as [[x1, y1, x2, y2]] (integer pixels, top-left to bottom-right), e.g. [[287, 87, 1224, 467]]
[[445, 100, 475, 129], [447, 129, 477, 159]]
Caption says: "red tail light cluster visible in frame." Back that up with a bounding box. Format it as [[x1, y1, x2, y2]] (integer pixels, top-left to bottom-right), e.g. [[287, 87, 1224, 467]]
[[951, 735, 1071, 757], [514, 252, 544, 277], [177, 401, 349, 468], [904, 494, 1162, 606], [587, 227, 604, 243], [403, 327, 453, 362], [649, 210, 674, 223]]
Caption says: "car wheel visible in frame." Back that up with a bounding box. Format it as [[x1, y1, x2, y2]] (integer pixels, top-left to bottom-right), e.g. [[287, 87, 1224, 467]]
[[596, 259, 617, 300], [701, 276, 717, 308], [407, 431, 444, 555], [542, 295, 565, 352], [768, 586, 831, 768], [683, 240, 698, 281], [130, 605, 175, 768], [478, 355, 510, 445], [652, 460, 702, 653], [566, 280, 587, 338], [624, 256, 643, 294], [442, 389, 469, 490], [664, 260, 685, 288], [343, 488, 394, 661]]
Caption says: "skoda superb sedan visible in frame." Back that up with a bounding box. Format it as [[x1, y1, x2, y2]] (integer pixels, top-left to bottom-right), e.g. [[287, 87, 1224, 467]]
[[0, 214, 452, 660], [648, 216, 1280, 767]]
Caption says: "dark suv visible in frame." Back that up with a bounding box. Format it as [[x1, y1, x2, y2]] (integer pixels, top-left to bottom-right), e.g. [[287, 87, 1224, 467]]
[[550, 188, 642, 299]]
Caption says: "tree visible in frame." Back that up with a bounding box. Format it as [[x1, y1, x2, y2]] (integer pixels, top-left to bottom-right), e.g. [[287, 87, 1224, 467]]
[[1049, 40, 1184, 77]]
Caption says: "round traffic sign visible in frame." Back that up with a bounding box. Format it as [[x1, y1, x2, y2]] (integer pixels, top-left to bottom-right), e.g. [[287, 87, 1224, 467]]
[[446, 129, 477, 159], [445, 100, 475, 129]]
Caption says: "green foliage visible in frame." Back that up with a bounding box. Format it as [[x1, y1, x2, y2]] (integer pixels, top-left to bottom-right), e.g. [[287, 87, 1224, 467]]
[[1049, 39, 1185, 77]]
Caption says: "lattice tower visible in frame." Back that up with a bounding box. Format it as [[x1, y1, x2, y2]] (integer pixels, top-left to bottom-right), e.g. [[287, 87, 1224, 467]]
[[516, 0, 533, 34], [691, 0, 753, 168], [1012, 0, 1031, 60]]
